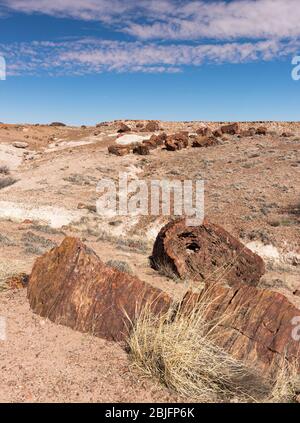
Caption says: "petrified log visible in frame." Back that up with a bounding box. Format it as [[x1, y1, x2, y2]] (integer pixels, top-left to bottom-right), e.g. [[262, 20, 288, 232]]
[[151, 219, 265, 287], [181, 283, 300, 375], [143, 133, 167, 149], [221, 122, 239, 135], [256, 126, 268, 135], [117, 122, 131, 133], [133, 144, 150, 155], [165, 132, 189, 150], [213, 129, 223, 137], [196, 127, 212, 136], [108, 145, 130, 156], [239, 128, 256, 137], [142, 121, 160, 132], [192, 136, 219, 148], [28, 237, 171, 342]]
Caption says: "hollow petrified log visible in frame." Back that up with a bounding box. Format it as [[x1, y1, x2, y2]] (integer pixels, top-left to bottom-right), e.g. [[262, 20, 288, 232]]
[[151, 218, 265, 287], [28, 237, 171, 342]]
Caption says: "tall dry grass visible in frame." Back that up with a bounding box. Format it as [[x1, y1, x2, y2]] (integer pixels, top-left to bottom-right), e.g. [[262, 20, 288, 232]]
[[127, 292, 299, 403]]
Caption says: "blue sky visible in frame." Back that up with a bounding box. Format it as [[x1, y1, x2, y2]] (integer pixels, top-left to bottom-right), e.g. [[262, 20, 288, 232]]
[[0, 0, 300, 125]]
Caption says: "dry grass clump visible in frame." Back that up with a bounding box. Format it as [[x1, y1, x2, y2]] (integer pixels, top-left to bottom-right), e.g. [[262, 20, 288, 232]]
[[0, 260, 28, 292], [265, 358, 300, 403], [0, 176, 17, 189], [150, 257, 181, 282], [106, 259, 133, 275], [97, 229, 150, 254], [128, 294, 299, 403], [0, 165, 10, 175]]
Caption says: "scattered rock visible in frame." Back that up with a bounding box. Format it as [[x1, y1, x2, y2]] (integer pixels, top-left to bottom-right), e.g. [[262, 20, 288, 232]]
[[49, 122, 66, 127], [142, 121, 160, 132], [240, 128, 256, 137], [165, 139, 178, 151], [28, 237, 171, 342], [212, 129, 223, 137], [142, 133, 166, 150], [77, 202, 97, 213], [192, 136, 219, 148], [108, 145, 130, 156], [256, 126, 268, 136], [133, 145, 150, 155], [149, 132, 167, 146], [13, 141, 29, 149], [281, 132, 294, 138], [221, 123, 239, 135], [165, 132, 189, 151], [117, 123, 131, 133], [196, 127, 212, 136], [142, 139, 158, 150], [151, 218, 265, 287], [6, 273, 29, 289]]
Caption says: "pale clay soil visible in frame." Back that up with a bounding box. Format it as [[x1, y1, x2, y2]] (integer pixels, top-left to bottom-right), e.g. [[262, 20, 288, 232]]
[[0, 120, 299, 402]]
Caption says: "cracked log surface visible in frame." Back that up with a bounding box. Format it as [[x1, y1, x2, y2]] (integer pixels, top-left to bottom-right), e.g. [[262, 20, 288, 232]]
[[27, 237, 171, 342], [182, 283, 300, 375]]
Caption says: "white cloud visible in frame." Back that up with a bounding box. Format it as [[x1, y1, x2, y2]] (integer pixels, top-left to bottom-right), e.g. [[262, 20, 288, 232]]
[[2, 0, 300, 41], [1, 38, 299, 76], [1, 1, 300, 75], [125, 0, 300, 41]]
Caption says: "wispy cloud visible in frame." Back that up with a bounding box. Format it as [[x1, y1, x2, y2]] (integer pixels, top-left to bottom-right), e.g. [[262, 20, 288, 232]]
[[125, 0, 300, 41], [1, 38, 299, 76], [2, 0, 300, 41], [1, 1, 300, 75]]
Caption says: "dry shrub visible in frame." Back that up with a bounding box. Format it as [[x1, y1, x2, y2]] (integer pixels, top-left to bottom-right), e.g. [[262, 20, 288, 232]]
[[0, 176, 17, 189], [150, 257, 182, 282], [128, 292, 300, 403], [266, 358, 300, 403], [0, 165, 10, 175], [106, 259, 133, 275]]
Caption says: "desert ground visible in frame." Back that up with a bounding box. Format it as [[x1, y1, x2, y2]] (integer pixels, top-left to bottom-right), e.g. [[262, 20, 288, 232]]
[[0, 120, 299, 402]]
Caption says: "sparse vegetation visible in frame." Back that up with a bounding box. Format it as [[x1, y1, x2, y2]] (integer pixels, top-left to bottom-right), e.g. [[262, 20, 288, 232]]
[[0, 176, 17, 189], [63, 173, 97, 186], [265, 358, 300, 403], [97, 230, 150, 254], [150, 256, 182, 283], [106, 259, 133, 274], [29, 223, 65, 235], [0, 233, 15, 247], [0, 165, 10, 175], [21, 231, 57, 255], [128, 294, 300, 403], [0, 259, 28, 292]]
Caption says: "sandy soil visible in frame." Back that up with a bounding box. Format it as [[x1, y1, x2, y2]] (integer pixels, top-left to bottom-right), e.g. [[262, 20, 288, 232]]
[[0, 119, 299, 402], [0, 290, 179, 403]]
